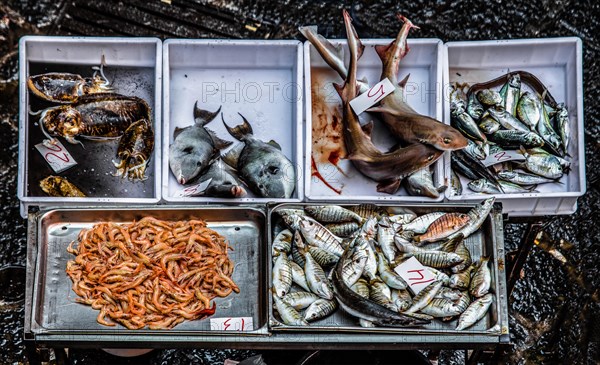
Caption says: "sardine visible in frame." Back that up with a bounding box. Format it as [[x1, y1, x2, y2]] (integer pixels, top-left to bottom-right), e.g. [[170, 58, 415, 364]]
[[299, 219, 344, 257], [456, 293, 494, 330], [470, 257, 492, 298], [334, 13, 445, 194], [476, 89, 502, 107], [555, 105, 570, 155], [526, 147, 571, 172], [448, 197, 495, 240], [368, 16, 468, 151], [222, 113, 295, 198], [289, 261, 311, 292], [272, 229, 293, 257], [325, 222, 360, 238], [450, 170, 463, 196], [468, 179, 537, 194], [332, 239, 430, 327], [304, 298, 338, 322], [499, 73, 521, 116], [272, 254, 293, 298], [405, 168, 447, 198], [489, 130, 544, 149], [516, 91, 542, 129], [169, 103, 231, 185], [191, 158, 247, 198], [484, 105, 530, 132], [478, 116, 501, 134], [451, 108, 487, 143], [518, 148, 563, 179], [377, 252, 408, 289], [305, 205, 362, 223], [39, 176, 86, 197], [498, 170, 559, 185], [404, 281, 443, 313], [402, 212, 446, 234], [283, 291, 320, 310], [273, 292, 308, 326], [414, 213, 471, 244]]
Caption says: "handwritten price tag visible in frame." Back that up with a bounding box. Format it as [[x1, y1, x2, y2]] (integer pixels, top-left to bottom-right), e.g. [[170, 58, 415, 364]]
[[174, 178, 212, 197], [394, 256, 437, 295], [482, 150, 526, 167], [349, 78, 395, 115], [35, 140, 77, 173], [210, 317, 253, 331]]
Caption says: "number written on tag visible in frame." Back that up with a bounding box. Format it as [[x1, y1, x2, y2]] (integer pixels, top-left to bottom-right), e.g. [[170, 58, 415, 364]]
[[175, 178, 212, 197], [482, 150, 526, 167], [210, 317, 253, 331], [349, 78, 395, 115], [35, 140, 77, 173], [394, 256, 437, 295]]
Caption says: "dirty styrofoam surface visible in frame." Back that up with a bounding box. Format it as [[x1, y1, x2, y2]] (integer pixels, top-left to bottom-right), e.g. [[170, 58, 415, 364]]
[[17, 36, 162, 218], [304, 38, 446, 202], [162, 40, 303, 203], [444, 38, 585, 216]]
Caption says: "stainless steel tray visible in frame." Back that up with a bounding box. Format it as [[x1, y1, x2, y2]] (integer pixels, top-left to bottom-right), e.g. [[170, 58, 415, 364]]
[[268, 203, 509, 338], [26, 206, 268, 336]]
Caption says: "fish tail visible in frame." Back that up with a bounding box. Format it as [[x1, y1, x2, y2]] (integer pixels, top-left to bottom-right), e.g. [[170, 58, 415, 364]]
[[222, 112, 253, 141], [194, 102, 221, 126]]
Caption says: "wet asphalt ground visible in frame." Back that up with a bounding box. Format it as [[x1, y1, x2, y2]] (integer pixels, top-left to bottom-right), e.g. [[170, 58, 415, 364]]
[[1, 0, 600, 364]]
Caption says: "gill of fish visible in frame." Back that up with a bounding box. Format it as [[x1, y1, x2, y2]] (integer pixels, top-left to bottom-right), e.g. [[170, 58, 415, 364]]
[[304, 298, 338, 322], [404, 281, 443, 314], [456, 293, 494, 330], [273, 293, 308, 326], [282, 291, 320, 310], [377, 252, 408, 289], [402, 212, 446, 234], [304, 251, 334, 300], [377, 217, 398, 262], [289, 261, 311, 292], [299, 219, 344, 257], [272, 254, 292, 298], [470, 257, 492, 297]]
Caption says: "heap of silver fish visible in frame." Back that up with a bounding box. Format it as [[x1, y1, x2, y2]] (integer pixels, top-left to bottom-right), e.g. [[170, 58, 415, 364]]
[[450, 71, 571, 196], [271, 198, 497, 331]]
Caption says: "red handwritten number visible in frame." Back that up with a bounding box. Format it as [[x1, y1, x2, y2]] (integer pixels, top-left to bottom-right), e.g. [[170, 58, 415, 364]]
[[494, 152, 510, 162], [406, 269, 434, 286], [367, 84, 385, 103], [45, 152, 71, 163], [241, 318, 245, 331], [223, 318, 231, 331], [44, 143, 63, 152]]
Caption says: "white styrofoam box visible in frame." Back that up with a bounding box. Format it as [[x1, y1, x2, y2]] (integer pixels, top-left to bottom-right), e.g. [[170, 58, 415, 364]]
[[444, 38, 585, 216], [304, 38, 446, 202], [162, 39, 304, 203], [18, 36, 162, 218]]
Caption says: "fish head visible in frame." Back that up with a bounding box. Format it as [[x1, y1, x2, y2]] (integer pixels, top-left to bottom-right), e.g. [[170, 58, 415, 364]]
[[526, 133, 544, 146], [168, 143, 210, 185], [247, 155, 296, 199], [467, 179, 486, 192], [431, 126, 468, 151], [41, 106, 83, 139]]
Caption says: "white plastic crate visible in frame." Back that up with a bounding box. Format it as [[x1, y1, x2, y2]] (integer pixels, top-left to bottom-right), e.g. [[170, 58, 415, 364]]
[[444, 38, 585, 216]]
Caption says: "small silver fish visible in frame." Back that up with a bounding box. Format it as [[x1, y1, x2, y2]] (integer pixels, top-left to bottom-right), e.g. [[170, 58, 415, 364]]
[[357, 237, 378, 281], [449, 264, 475, 290], [325, 222, 360, 238], [388, 212, 417, 225], [272, 229, 293, 257], [304, 298, 338, 322], [519, 148, 564, 179], [273, 292, 308, 326], [456, 293, 494, 330], [350, 278, 370, 299], [308, 246, 340, 268], [304, 251, 334, 300], [479, 115, 501, 134], [402, 212, 446, 234], [348, 204, 387, 219], [420, 298, 464, 318], [448, 197, 495, 240], [369, 278, 397, 311], [485, 105, 530, 132], [377, 252, 408, 290], [289, 261, 311, 292], [434, 287, 462, 301], [427, 267, 451, 286], [498, 170, 559, 185], [405, 167, 447, 198], [341, 244, 368, 287], [377, 217, 398, 263], [404, 281, 443, 314], [470, 257, 492, 297], [282, 291, 320, 310], [404, 251, 463, 269], [451, 238, 473, 273], [499, 73, 521, 116], [477, 89, 503, 106], [299, 219, 344, 257], [516, 91, 542, 129], [555, 105, 570, 155], [391, 289, 413, 312], [468, 179, 537, 194], [450, 170, 463, 196], [272, 254, 292, 298], [536, 99, 564, 156], [305, 205, 363, 223]]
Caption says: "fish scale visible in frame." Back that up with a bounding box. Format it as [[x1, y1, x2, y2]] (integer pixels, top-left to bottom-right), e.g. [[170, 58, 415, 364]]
[[456, 293, 493, 330], [325, 222, 360, 238], [273, 293, 308, 326], [304, 299, 338, 322], [304, 252, 334, 300], [299, 219, 344, 257]]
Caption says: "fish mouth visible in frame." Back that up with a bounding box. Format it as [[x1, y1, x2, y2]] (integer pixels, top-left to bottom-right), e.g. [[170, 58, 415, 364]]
[[232, 186, 247, 198], [178, 176, 186, 185]]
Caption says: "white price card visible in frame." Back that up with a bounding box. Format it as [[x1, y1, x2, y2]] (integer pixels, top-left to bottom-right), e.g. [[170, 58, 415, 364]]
[[482, 150, 526, 167], [349, 78, 395, 115], [394, 256, 437, 295], [210, 317, 253, 331], [174, 178, 212, 197], [35, 140, 77, 173]]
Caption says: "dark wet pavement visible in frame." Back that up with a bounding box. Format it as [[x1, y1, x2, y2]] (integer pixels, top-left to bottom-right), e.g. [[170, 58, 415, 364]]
[[2, 0, 600, 363]]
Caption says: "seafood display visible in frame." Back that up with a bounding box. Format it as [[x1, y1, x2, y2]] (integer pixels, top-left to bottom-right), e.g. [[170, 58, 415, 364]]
[[270, 199, 498, 331], [28, 66, 155, 183], [303, 11, 465, 197], [66, 217, 239, 330], [450, 71, 571, 196]]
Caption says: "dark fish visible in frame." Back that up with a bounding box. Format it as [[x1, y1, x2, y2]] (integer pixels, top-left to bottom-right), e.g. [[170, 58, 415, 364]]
[[452, 150, 501, 188], [333, 12, 444, 194], [222, 113, 296, 198], [488, 129, 544, 149], [113, 118, 154, 181], [192, 159, 247, 198], [169, 103, 231, 185]]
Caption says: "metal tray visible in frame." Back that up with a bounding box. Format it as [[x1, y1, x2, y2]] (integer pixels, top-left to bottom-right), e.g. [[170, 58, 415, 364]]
[[268, 203, 509, 338], [26, 206, 268, 337]]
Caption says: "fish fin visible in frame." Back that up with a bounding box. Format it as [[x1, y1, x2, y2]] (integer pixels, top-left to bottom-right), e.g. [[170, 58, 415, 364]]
[[194, 102, 221, 126], [268, 140, 282, 150], [173, 126, 186, 139], [205, 128, 233, 150], [398, 73, 411, 88], [333, 82, 344, 98], [222, 112, 253, 141], [374, 43, 393, 62], [361, 120, 374, 138], [221, 143, 244, 168], [376, 179, 402, 194]]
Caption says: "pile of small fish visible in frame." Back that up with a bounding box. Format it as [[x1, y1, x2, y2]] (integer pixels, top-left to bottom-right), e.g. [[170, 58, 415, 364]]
[[450, 71, 571, 196], [168, 102, 295, 199], [28, 64, 155, 184], [271, 198, 497, 331], [301, 11, 467, 197]]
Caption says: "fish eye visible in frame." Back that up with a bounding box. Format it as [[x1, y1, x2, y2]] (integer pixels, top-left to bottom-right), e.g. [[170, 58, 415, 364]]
[[268, 166, 280, 174], [223, 181, 232, 185], [258, 184, 264, 189], [183, 147, 193, 154], [427, 154, 435, 161], [196, 161, 203, 167], [443, 137, 452, 144]]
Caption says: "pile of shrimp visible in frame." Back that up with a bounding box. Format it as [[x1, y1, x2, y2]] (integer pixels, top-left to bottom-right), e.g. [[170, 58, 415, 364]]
[[66, 216, 239, 329]]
